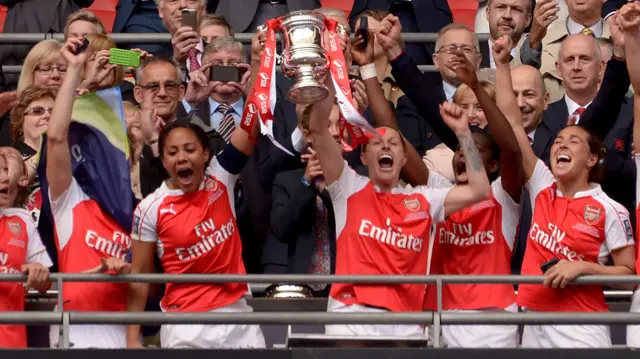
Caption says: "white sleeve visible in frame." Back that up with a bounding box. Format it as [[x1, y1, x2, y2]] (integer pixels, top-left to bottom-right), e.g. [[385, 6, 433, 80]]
[[327, 161, 370, 238], [427, 170, 454, 189], [635, 155, 640, 207], [491, 178, 521, 251], [26, 223, 53, 268], [291, 127, 307, 154], [600, 200, 635, 259], [415, 185, 452, 224], [524, 159, 555, 212], [131, 194, 162, 243], [49, 178, 89, 251], [207, 156, 239, 217]]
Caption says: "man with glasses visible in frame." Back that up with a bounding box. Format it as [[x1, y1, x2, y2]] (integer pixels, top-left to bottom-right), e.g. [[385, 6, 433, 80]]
[[378, 20, 483, 151]]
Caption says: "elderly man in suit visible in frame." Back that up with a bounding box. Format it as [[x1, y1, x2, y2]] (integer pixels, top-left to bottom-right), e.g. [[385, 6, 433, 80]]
[[210, 0, 320, 34], [519, 0, 610, 103]]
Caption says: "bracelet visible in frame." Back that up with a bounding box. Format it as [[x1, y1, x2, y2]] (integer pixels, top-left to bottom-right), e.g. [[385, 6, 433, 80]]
[[301, 176, 311, 187], [359, 63, 377, 81]]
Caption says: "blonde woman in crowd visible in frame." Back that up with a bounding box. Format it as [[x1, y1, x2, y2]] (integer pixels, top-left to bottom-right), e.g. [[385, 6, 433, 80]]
[[17, 40, 66, 96]]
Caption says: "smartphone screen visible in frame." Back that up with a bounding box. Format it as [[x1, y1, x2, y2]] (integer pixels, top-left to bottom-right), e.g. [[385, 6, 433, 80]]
[[181, 9, 198, 30], [211, 66, 241, 82]]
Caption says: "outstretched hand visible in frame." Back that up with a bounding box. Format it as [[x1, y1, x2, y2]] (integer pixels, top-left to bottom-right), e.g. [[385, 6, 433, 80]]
[[445, 49, 478, 88], [60, 38, 89, 68], [492, 35, 513, 67], [618, 2, 640, 34], [440, 101, 469, 134]]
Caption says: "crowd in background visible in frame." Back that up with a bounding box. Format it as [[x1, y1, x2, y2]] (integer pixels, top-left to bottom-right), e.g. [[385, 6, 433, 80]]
[[1, 0, 640, 351]]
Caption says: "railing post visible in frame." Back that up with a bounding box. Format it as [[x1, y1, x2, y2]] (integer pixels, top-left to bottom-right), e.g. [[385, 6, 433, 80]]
[[56, 276, 69, 349], [432, 278, 443, 348]]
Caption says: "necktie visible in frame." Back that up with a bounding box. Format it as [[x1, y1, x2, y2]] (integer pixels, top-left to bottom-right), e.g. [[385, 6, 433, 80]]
[[567, 107, 586, 125], [580, 28, 595, 37], [309, 196, 331, 292], [217, 104, 236, 143], [188, 48, 200, 71]]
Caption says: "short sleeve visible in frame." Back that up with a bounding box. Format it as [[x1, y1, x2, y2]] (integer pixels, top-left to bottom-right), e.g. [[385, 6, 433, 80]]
[[207, 156, 239, 217], [414, 185, 451, 224], [491, 178, 521, 250], [132, 194, 163, 243], [525, 159, 555, 210], [26, 218, 53, 268], [601, 201, 635, 257], [49, 178, 89, 251], [327, 161, 370, 237], [427, 170, 453, 189]]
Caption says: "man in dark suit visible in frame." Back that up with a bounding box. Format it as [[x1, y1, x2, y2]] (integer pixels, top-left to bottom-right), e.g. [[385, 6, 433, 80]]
[[349, 0, 453, 66], [210, 0, 320, 34], [113, 0, 169, 54]]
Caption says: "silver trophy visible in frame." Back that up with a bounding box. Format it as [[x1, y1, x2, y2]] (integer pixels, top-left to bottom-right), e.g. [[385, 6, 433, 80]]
[[277, 11, 330, 104]]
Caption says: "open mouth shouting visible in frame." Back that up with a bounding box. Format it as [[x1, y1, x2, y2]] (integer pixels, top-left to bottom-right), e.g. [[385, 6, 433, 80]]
[[177, 168, 195, 186], [378, 154, 394, 171], [555, 153, 572, 169]]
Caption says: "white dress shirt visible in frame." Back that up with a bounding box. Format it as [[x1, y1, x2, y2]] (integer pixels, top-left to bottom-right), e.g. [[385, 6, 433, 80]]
[[443, 81, 457, 102], [181, 97, 244, 133], [564, 95, 592, 125], [567, 17, 604, 37]]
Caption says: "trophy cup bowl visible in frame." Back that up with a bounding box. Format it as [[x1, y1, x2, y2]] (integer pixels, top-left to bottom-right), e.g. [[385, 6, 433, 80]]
[[279, 11, 330, 104]]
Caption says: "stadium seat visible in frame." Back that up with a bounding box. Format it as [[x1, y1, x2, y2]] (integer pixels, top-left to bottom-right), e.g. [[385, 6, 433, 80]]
[[87, 0, 118, 32], [322, 0, 354, 18], [449, 0, 478, 31]]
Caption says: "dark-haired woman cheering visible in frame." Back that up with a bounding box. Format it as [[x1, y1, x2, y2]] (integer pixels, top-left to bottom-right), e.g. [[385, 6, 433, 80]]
[[126, 110, 265, 347]]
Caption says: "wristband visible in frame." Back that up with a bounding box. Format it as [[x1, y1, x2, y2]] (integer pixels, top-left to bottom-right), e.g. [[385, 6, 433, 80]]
[[359, 63, 377, 81], [301, 176, 311, 187]]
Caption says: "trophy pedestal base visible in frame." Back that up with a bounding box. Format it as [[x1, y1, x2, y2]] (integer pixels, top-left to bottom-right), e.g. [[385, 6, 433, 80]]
[[288, 82, 330, 104]]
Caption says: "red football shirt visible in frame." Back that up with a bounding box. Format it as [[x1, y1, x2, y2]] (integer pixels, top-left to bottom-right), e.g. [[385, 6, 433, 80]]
[[132, 156, 247, 312], [327, 162, 451, 313], [517, 160, 634, 312], [0, 208, 52, 348], [424, 172, 518, 310], [52, 179, 131, 312]]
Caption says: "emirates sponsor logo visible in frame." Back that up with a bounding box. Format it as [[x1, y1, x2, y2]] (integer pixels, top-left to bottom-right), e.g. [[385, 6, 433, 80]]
[[583, 205, 602, 225], [176, 218, 235, 261], [528, 223, 584, 261], [259, 72, 270, 87], [84, 230, 131, 260], [438, 223, 495, 246], [358, 218, 424, 253], [0, 251, 7, 265], [0, 265, 21, 274]]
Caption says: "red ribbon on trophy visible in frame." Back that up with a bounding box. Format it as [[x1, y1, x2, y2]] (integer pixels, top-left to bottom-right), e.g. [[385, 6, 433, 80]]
[[241, 16, 376, 154]]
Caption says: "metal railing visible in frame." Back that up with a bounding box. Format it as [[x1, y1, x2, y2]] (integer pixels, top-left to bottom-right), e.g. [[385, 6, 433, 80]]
[[0, 32, 493, 74], [1, 273, 639, 349]]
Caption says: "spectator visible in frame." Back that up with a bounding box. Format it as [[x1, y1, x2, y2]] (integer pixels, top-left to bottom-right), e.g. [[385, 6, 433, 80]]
[[0, 147, 52, 349], [80, 34, 125, 92], [155, 0, 207, 78], [212, 0, 320, 35], [64, 10, 108, 40], [199, 14, 234, 44], [46, 38, 132, 349], [10, 85, 56, 225], [520, 0, 611, 102], [485, 0, 533, 69], [113, 0, 168, 54], [0, 0, 94, 89], [17, 40, 65, 96], [123, 102, 143, 200], [452, 81, 496, 128], [349, 0, 453, 65]]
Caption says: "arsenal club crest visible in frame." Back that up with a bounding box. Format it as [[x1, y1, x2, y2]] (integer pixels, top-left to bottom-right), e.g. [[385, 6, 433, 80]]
[[403, 198, 420, 212], [6, 220, 22, 237], [583, 205, 602, 225], [205, 178, 218, 192]]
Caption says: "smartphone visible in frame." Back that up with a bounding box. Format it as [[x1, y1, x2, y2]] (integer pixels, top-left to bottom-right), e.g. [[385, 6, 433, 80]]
[[73, 38, 90, 55], [181, 8, 198, 30], [540, 257, 559, 273], [356, 16, 369, 49], [211, 65, 244, 82]]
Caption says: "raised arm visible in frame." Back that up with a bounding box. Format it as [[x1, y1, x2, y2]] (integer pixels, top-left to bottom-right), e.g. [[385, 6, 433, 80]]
[[46, 39, 88, 201], [440, 102, 492, 217], [307, 76, 343, 186], [351, 30, 430, 186], [494, 38, 539, 182], [619, 3, 640, 155], [448, 43, 523, 201]]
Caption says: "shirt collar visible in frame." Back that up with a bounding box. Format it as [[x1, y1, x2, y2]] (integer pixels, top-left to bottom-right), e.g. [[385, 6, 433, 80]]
[[567, 17, 603, 37], [528, 129, 536, 144], [564, 95, 592, 118], [442, 81, 457, 101], [209, 97, 245, 116], [555, 183, 603, 199]]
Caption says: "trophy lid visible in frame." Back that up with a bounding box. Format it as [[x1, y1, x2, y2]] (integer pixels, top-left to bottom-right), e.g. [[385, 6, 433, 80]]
[[279, 10, 325, 28]]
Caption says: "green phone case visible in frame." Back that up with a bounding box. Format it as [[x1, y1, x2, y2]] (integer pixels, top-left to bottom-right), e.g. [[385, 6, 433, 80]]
[[109, 48, 140, 68]]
